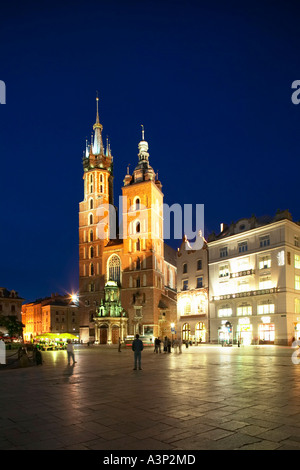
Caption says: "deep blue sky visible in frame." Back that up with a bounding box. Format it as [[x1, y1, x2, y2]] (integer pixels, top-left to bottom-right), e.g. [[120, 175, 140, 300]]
[[1, 0, 300, 302]]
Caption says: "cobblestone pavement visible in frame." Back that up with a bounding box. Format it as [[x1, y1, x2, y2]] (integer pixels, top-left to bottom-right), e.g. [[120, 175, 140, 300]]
[[0, 344, 300, 450]]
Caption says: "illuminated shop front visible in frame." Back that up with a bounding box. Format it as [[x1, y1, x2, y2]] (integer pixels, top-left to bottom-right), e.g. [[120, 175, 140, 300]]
[[258, 317, 275, 344], [218, 320, 233, 344], [195, 322, 206, 342], [236, 317, 253, 345]]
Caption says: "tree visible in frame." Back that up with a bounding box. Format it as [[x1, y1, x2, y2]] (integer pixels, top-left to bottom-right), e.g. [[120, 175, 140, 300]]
[[0, 315, 24, 338]]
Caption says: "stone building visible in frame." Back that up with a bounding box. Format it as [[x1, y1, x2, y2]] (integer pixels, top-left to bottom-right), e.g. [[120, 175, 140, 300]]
[[176, 232, 209, 342], [208, 210, 300, 346], [0, 287, 24, 323], [22, 293, 79, 342], [78, 100, 177, 343]]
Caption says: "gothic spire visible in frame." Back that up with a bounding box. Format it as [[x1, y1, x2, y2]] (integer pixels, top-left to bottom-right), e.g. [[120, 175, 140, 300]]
[[92, 93, 104, 155]]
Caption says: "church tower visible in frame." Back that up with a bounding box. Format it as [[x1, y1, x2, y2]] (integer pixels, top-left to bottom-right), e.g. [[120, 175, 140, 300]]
[[121, 127, 172, 338], [78, 96, 114, 342]]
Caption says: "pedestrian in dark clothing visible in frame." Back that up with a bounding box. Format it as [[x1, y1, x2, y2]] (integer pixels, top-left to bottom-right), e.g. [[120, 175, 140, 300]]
[[154, 337, 161, 354], [132, 334, 143, 370]]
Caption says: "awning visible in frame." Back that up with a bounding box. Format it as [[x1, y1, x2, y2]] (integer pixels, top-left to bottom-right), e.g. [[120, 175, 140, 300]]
[[35, 333, 79, 341]]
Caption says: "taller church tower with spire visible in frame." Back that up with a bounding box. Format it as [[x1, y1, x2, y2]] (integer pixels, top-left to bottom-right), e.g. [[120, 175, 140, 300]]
[[78, 100, 177, 344]]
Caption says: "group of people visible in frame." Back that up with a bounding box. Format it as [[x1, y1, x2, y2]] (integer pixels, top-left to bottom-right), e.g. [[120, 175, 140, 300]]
[[154, 336, 182, 354], [65, 334, 185, 370]]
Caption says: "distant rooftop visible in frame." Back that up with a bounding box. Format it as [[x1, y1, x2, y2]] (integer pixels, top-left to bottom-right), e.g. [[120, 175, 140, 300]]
[[207, 209, 297, 242]]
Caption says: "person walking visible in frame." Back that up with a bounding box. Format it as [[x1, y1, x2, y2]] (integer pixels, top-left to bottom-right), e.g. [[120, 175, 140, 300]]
[[154, 337, 161, 354], [132, 334, 143, 370], [66, 340, 77, 365]]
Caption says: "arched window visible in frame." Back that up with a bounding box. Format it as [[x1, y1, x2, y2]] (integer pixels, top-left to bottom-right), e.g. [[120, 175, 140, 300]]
[[89, 230, 93, 242], [136, 221, 141, 233], [89, 214, 93, 225], [90, 263, 94, 276], [182, 323, 190, 342], [90, 246, 94, 258], [108, 255, 121, 284], [90, 199, 93, 209], [135, 198, 140, 211]]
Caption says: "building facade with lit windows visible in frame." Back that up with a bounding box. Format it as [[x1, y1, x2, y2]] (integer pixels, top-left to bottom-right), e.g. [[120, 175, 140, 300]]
[[78, 99, 177, 344], [176, 232, 209, 343], [0, 288, 23, 323], [208, 210, 300, 346], [22, 293, 79, 342]]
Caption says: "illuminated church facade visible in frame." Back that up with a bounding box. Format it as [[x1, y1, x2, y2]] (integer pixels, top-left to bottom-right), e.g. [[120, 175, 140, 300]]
[[78, 98, 177, 344]]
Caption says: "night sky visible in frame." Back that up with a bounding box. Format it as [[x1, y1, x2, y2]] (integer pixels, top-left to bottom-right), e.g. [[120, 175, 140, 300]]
[[1, 0, 300, 302]]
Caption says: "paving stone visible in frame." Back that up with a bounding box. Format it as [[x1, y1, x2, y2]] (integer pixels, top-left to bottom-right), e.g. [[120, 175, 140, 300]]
[[0, 345, 300, 451]]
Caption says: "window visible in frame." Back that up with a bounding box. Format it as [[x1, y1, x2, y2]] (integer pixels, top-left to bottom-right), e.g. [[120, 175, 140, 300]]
[[136, 239, 141, 251], [136, 278, 140, 288], [184, 301, 191, 315], [218, 306, 232, 317], [259, 235, 270, 248], [183, 263, 187, 274], [135, 198, 140, 211], [90, 199, 93, 209], [220, 247, 228, 258], [237, 304, 252, 316], [89, 283, 95, 292], [295, 299, 300, 314], [219, 264, 229, 278], [182, 280, 188, 291], [238, 280, 249, 293], [196, 277, 203, 289], [197, 259, 202, 271], [295, 275, 300, 290], [295, 236, 299, 247], [136, 221, 141, 233], [238, 241, 248, 253], [90, 246, 94, 258], [108, 255, 121, 284], [89, 214, 93, 225], [259, 255, 271, 270], [259, 275, 272, 289], [89, 230, 93, 242], [258, 302, 275, 315], [136, 257, 141, 270], [90, 264, 94, 276], [295, 254, 300, 269]]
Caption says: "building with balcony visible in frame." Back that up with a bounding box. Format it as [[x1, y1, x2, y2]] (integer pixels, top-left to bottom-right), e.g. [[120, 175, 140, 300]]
[[208, 210, 300, 346]]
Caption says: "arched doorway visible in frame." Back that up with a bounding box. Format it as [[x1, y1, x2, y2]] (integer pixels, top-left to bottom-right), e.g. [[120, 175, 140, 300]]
[[100, 325, 108, 344]]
